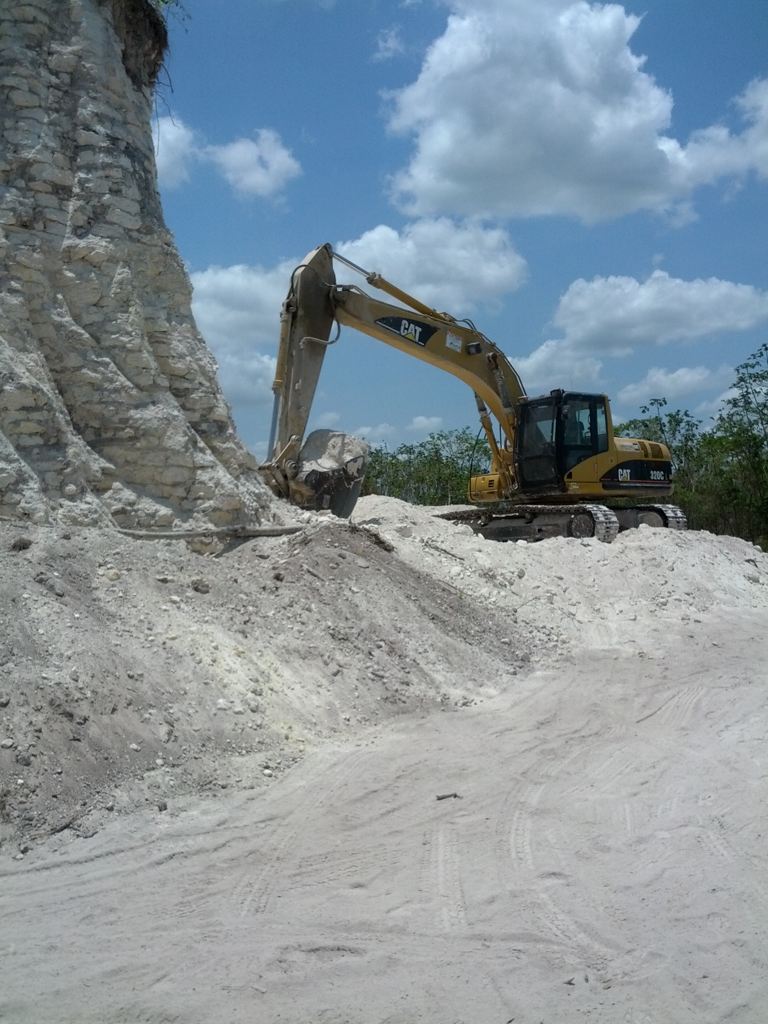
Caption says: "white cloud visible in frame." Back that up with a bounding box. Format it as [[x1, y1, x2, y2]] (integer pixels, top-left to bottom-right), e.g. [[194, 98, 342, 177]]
[[554, 271, 768, 353], [336, 218, 527, 311], [374, 26, 405, 62], [190, 262, 294, 405], [154, 116, 197, 188], [407, 415, 443, 432], [515, 270, 767, 397], [511, 339, 604, 395], [205, 129, 301, 198], [154, 115, 302, 200], [680, 77, 768, 187], [387, 0, 768, 221], [215, 350, 276, 406], [354, 423, 396, 441], [191, 261, 293, 349], [617, 365, 732, 407]]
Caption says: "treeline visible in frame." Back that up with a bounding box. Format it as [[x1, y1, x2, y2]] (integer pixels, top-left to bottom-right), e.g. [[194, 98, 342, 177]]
[[617, 343, 767, 546], [362, 343, 768, 548], [363, 428, 492, 507]]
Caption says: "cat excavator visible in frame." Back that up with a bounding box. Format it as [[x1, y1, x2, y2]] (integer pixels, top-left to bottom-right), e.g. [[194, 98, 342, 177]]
[[259, 243, 687, 542]]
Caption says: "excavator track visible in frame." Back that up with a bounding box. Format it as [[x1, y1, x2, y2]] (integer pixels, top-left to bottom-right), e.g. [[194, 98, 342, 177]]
[[580, 504, 622, 542], [438, 503, 621, 543], [644, 504, 688, 530], [439, 502, 688, 543], [613, 503, 688, 532]]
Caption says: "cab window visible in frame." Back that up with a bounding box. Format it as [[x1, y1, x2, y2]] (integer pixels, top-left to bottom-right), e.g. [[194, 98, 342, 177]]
[[521, 403, 556, 458], [561, 397, 610, 471], [563, 399, 590, 445]]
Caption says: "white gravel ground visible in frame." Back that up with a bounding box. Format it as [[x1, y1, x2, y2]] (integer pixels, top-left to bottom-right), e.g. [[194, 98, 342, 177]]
[[2, 498, 767, 1022]]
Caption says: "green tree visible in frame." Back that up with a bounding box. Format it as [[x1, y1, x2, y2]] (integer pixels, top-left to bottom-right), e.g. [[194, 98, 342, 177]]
[[363, 428, 491, 506], [710, 343, 768, 544], [614, 346, 768, 546]]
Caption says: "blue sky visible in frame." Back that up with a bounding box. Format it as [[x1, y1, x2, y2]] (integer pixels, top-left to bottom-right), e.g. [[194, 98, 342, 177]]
[[155, 0, 768, 455]]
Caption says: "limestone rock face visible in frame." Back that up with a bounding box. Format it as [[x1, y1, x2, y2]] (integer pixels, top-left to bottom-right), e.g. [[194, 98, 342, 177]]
[[0, 0, 272, 527]]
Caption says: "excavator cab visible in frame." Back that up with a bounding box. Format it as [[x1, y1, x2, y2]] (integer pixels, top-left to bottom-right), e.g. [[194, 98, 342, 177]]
[[516, 391, 610, 493]]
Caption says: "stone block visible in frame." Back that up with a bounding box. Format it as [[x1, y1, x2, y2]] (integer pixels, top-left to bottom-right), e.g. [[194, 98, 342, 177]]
[[49, 52, 78, 74], [16, 107, 47, 122], [14, 419, 48, 434], [0, 388, 37, 412], [13, 433, 46, 447], [106, 207, 142, 230], [29, 162, 73, 188], [107, 195, 140, 216], [121, 352, 152, 370], [14, 3, 53, 22], [90, 224, 124, 239], [32, 197, 65, 215], [44, 209, 69, 225], [0, 74, 34, 91], [150, 483, 188, 500], [160, 466, 193, 485], [78, 307, 107, 327], [9, 89, 44, 108]]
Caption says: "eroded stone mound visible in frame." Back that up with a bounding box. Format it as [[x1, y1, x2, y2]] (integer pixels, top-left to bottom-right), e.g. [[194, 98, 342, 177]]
[[0, 0, 271, 528]]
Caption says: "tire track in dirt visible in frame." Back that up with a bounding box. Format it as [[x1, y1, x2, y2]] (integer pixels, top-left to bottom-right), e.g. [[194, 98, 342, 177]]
[[433, 821, 468, 932], [655, 684, 706, 729], [494, 767, 621, 965], [695, 814, 768, 911], [286, 846, 392, 891], [229, 750, 367, 918]]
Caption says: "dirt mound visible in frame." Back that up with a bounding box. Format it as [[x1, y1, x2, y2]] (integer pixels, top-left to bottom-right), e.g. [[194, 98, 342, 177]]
[[0, 513, 527, 849], [353, 495, 768, 649], [2, 499, 766, 854]]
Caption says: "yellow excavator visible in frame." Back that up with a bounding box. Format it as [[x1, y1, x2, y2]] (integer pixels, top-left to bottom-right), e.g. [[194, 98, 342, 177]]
[[259, 243, 687, 542]]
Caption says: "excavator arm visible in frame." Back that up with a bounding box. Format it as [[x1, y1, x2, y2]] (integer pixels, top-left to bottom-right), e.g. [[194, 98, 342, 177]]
[[261, 243, 369, 516]]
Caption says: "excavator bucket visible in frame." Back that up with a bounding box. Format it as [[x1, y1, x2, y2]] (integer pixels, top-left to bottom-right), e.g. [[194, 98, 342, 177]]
[[295, 428, 369, 518]]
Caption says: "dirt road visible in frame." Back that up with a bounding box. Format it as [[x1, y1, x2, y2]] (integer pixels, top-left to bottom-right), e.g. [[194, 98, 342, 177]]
[[3, 607, 767, 1024]]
